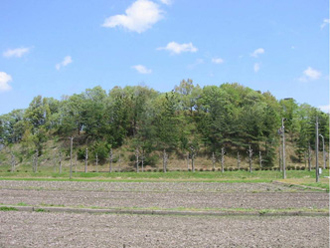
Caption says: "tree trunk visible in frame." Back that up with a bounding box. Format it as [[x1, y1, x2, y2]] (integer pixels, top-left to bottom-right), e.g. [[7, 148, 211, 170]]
[[53, 152, 57, 173], [308, 144, 312, 171], [69, 137, 73, 179], [141, 151, 144, 172], [59, 151, 62, 174], [109, 148, 113, 173], [163, 149, 167, 173], [136, 148, 139, 173], [212, 152, 216, 171], [221, 147, 225, 173], [34, 149, 38, 173], [10, 150, 15, 173], [96, 153, 99, 173], [237, 151, 240, 170]]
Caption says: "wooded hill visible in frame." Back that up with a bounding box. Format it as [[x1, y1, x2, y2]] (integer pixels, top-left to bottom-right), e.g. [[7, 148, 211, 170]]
[[0, 80, 328, 170]]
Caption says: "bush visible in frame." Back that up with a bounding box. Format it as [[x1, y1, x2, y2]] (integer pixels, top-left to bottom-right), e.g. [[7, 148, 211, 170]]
[[144, 154, 159, 167]]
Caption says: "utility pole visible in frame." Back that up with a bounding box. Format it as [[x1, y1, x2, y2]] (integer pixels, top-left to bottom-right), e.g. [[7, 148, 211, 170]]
[[69, 137, 73, 179], [136, 148, 139, 173], [319, 134, 326, 170], [308, 143, 312, 171], [315, 117, 319, 182], [85, 148, 88, 173], [237, 151, 240, 170], [109, 148, 113, 173], [281, 118, 286, 179], [190, 147, 195, 172], [247, 145, 253, 173], [221, 147, 225, 173]]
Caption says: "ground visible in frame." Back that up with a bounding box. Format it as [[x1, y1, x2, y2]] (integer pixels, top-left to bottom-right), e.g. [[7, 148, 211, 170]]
[[0, 180, 328, 247]]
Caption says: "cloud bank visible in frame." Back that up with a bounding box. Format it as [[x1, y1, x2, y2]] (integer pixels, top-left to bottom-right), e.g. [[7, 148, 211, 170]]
[[0, 72, 12, 92], [157, 42, 197, 54], [102, 0, 163, 33]]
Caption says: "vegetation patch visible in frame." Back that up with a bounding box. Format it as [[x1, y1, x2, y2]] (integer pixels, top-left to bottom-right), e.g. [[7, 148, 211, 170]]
[[0, 206, 18, 211]]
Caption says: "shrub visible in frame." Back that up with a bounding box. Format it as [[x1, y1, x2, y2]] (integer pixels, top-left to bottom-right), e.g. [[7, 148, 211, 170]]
[[144, 155, 159, 167]]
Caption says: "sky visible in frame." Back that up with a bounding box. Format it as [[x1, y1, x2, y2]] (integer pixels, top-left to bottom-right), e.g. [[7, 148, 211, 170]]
[[0, 0, 329, 115]]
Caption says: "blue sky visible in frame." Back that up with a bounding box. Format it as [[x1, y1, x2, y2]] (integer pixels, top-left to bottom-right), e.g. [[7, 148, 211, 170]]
[[0, 0, 329, 114]]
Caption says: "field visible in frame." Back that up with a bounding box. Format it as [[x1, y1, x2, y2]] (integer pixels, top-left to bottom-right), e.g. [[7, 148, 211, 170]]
[[0, 170, 329, 247]]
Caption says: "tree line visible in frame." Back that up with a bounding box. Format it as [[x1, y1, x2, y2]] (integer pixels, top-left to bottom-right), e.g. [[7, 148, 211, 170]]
[[0, 80, 328, 168]]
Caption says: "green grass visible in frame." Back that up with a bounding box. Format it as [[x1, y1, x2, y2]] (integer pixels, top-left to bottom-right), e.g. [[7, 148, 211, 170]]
[[34, 208, 47, 212], [0, 169, 328, 183], [0, 206, 18, 211]]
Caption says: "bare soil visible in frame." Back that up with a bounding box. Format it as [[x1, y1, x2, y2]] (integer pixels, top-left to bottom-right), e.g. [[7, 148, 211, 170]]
[[0, 181, 328, 210], [0, 180, 328, 247], [0, 212, 328, 247]]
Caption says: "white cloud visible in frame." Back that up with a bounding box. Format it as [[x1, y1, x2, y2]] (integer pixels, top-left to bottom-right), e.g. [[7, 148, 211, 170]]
[[102, 0, 163, 33], [250, 48, 265, 57], [319, 105, 330, 113], [56, 56, 73, 70], [132, 65, 152, 74], [321, 19, 330, 29], [159, 0, 172, 5], [254, 63, 260, 72], [212, 57, 224, 64], [157, 42, 198, 54], [298, 67, 321, 82], [0, 72, 12, 92], [3, 47, 30, 58]]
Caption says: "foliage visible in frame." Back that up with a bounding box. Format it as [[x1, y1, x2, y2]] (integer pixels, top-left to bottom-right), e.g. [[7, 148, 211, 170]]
[[0, 83, 328, 168]]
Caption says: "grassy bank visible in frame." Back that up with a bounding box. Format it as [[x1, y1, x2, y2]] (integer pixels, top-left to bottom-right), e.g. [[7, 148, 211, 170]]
[[0, 168, 328, 186]]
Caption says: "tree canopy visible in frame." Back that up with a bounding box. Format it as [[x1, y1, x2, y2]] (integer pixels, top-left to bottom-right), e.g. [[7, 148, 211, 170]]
[[0, 81, 328, 166]]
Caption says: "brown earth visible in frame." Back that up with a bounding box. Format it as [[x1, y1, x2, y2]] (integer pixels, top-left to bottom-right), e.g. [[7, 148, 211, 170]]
[[0, 180, 328, 247], [0, 212, 328, 248]]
